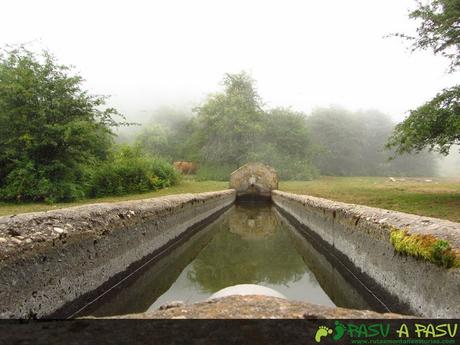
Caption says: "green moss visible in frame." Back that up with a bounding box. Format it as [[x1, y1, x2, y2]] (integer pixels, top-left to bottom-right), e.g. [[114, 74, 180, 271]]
[[390, 228, 460, 268], [432, 240, 457, 268]]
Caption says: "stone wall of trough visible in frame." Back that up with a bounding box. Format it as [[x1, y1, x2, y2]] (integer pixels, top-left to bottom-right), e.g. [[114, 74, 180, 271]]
[[272, 190, 460, 318], [0, 190, 235, 318]]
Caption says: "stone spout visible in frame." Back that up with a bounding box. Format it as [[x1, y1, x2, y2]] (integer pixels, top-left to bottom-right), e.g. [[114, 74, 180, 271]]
[[229, 162, 278, 202]]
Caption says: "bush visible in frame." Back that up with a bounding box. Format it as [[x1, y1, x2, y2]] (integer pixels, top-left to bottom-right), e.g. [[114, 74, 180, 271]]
[[88, 146, 180, 197], [0, 160, 88, 203], [0, 46, 122, 203]]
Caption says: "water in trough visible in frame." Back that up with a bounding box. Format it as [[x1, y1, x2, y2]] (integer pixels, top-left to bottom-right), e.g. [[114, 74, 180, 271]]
[[78, 204, 386, 317]]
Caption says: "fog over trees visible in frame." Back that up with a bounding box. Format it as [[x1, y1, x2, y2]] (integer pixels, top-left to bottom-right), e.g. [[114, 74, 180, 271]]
[[132, 72, 439, 180]]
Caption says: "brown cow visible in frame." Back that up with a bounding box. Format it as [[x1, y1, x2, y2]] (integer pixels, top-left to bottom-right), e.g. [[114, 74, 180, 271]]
[[173, 161, 197, 175]]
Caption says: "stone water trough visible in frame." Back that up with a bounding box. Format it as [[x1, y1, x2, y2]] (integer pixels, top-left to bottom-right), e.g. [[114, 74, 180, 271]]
[[1, 162, 460, 318]]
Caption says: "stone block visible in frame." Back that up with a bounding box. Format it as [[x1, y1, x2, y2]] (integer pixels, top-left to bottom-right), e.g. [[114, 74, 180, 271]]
[[229, 163, 278, 200]]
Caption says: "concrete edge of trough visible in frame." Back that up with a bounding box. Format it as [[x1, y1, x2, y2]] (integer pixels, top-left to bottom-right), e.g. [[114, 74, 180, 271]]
[[0, 189, 236, 318], [272, 190, 460, 317], [100, 295, 411, 319]]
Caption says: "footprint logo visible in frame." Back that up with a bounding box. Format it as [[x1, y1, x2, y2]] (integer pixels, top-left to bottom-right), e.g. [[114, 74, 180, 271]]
[[314, 325, 333, 343], [333, 321, 346, 341]]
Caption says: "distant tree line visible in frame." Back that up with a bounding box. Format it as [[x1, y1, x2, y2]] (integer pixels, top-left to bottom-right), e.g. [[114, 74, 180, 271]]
[[135, 72, 438, 180]]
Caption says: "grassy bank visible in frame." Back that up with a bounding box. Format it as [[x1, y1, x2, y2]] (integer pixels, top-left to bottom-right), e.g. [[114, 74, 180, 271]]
[[280, 177, 460, 223], [0, 177, 459, 222], [0, 180, 228, 217]]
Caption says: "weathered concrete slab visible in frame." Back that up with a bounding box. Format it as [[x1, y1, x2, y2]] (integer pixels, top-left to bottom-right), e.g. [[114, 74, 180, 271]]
[[106, 295, 410, 319], [272, 190, 460, 317], [0, 296, 411, 345], [0, 190, 236, 318], [229, 162, 278, 200]]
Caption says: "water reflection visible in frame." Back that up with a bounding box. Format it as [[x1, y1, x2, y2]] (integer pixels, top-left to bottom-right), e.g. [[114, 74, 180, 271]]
[[228, 205, 277, 239], [83, 204, 377, 317], [187, 205, 307, 291]]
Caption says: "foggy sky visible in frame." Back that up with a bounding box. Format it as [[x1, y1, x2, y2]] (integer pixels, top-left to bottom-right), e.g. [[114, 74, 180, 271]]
[[1, 0, 458, 122]]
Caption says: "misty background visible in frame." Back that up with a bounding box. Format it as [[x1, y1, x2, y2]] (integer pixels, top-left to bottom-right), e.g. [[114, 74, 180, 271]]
[[1, 0, 458, 177]]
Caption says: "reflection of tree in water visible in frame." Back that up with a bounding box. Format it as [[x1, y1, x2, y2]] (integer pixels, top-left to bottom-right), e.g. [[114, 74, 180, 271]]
[[187, 208, 307, 292], [228, 205, 278, 240]]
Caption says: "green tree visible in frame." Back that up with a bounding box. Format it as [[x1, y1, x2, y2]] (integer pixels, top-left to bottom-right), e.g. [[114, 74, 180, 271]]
[[387, 0, 460, 155], [192, 72, 317, 179], [193, 72, 264, 168], [387, 86, 460, 155], [402, 0, 460, 72], [248, 108, 317, 180], [136, 124, 171, 157], [0, 46, 125, 202]]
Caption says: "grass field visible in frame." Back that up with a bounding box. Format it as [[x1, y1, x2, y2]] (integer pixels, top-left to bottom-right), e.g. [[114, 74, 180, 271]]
[[0, 177, 459, 222], [280, 177, 460, 222]]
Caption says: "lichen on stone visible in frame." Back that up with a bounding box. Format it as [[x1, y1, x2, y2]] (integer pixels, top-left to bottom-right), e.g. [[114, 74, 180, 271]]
[[390, 228, 460, 268]]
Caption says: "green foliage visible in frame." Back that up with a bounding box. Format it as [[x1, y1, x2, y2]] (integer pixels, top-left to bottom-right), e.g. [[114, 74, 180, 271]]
[[0, 46, 126, 202], [432, 240, 456, 268], [387, 0, 460, 155], [387, 86, 460, 155], [135, 106, 194, 160], [406, 0, 460, 72], [0, 159, 88, 203], [135, 124, 171, 157], [88, 145, 180, 197], [189, 73, 317, 179], [0, 46, 178, 203], [193, 72, 264, 166], [134, 73, 318, 180], [390, 228, 459, 268], [134, 74, 439, 179], [253, 108, 318, 180]]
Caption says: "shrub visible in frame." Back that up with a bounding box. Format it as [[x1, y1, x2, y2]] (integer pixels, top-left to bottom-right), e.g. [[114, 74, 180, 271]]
[[148, 157, 181, 188], [0, 46, 122, 203], [0, 160, 87, 203], [88, 146, 180, 197]]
